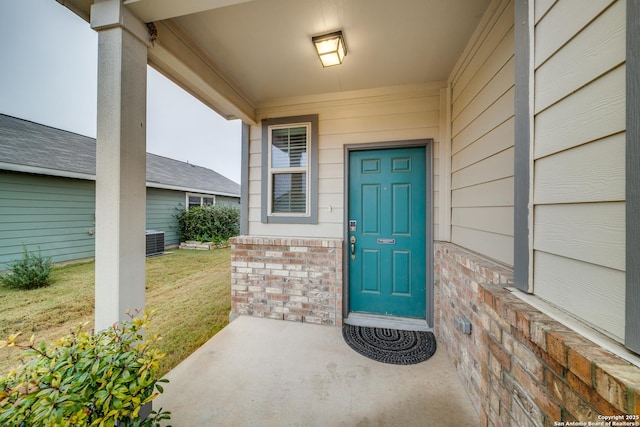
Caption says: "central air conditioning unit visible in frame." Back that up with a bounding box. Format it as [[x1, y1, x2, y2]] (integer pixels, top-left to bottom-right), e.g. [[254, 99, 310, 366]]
[[145, 230, 165, 256]]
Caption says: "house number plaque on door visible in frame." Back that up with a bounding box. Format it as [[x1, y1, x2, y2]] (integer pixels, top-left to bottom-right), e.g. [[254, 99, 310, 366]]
[[377, 238, 396, 245]]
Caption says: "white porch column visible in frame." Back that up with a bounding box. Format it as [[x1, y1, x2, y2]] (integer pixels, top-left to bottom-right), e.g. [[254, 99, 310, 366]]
[[91, 0, 151, 330]]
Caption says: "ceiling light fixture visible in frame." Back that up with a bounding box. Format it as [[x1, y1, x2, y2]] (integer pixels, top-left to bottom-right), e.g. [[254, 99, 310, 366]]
[[312, 31, 347, 67]]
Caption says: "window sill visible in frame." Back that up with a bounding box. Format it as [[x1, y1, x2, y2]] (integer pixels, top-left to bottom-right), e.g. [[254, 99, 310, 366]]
[[263, 215, 317, 225]]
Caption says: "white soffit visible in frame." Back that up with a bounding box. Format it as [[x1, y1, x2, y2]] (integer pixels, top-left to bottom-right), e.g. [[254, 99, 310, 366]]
[[171, 0, 492, 105], [60, 0, 492, 122], [123, 0, 256, 23]]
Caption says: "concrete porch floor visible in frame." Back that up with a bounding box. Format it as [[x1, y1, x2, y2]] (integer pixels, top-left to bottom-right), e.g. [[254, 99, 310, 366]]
[[154, 316, 478, 426]]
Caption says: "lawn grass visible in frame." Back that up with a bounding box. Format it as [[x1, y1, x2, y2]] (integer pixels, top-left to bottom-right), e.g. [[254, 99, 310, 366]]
[[0, 248, 231, 376]]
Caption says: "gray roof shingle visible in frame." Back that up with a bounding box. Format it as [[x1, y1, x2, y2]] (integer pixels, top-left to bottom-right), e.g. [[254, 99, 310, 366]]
[[0, 114, 240, 197]]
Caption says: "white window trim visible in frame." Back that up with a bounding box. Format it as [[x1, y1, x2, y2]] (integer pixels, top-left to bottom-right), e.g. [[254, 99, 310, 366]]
[[186, 193, 216, 209], [266, 122, 311, 218]]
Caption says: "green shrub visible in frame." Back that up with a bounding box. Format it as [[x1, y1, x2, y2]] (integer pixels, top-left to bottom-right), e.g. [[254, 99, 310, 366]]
[[2, 246, 52, 290], [0, 310, 170, 426], [176, 205, 240, 243]]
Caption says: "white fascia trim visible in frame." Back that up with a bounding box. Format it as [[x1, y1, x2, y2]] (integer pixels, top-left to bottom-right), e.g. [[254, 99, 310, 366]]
[[1, 163, 239, 198], [123, 0, 254, 23], [0, 162, 95, 181], [146, 182, 239, 198]]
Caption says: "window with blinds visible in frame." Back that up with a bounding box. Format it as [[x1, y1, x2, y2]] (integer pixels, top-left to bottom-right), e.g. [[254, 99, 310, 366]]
[[268, 124, 310, 215], [186, 193, 215, 209], [261, 114, 318, 225]]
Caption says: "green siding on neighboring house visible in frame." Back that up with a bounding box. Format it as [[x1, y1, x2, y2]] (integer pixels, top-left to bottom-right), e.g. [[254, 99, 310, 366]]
[[0, 171, 96, 271], [216, 195, 241, 207], [146, 188, 185, 246], [0, 171, 239, 271]]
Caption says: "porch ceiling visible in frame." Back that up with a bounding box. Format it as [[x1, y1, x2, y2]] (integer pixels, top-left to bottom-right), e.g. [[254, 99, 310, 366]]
[[60, 0, 491, 123]]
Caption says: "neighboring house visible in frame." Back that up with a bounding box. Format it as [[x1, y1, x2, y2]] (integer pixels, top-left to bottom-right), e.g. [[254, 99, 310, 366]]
[[62, 0, 638, 425], [0, 113, 240, 271]]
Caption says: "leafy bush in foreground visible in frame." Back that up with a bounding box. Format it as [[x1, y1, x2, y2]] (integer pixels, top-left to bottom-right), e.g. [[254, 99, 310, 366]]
[[0, 310, 170, 426]]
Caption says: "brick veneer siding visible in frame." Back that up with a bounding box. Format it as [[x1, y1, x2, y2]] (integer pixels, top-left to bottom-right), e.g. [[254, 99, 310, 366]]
[[435, 242, 640, 426], [229, 236, 343, 326]]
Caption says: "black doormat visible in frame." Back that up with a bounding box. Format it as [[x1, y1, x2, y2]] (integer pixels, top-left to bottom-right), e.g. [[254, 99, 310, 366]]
[[342, 324, 437, 365]]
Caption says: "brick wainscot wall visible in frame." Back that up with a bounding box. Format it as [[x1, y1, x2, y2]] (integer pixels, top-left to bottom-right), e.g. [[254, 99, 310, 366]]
[[229, 237, 640, 425], [230, 236, 343, 326], [436, 242, 640, 427]]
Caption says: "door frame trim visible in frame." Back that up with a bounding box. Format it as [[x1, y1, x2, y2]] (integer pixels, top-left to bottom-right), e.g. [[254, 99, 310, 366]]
[[343, 139, 434, 327]]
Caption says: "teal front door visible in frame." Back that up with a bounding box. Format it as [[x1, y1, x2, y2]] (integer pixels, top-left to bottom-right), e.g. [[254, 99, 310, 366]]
[[348, 147, 427, 319]]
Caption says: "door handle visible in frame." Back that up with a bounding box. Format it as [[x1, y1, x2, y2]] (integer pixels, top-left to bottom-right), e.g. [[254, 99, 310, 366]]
[[350, 236, 356, 260]]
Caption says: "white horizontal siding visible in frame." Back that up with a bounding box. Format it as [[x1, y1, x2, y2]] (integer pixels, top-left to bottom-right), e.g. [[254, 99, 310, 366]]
[[433, 138, 441, 241], [452, 147, 514, 190], [320, 128, 439, 147], [452, 31, 514, 123], [451, 177, 514, 208], [247, 85, 442, 239], [452, 87, 514, 156], [452, 206, 513, 236], [534, 132, 625, 204], [534, 0, 616, 67], [532, 0, 626, 342], [322, 111, 439, 137], [452, 117, 514, 172], [534, 0, 625, 113], [451, 0, 514, 104], [534, 0, 556, 24], [534, 251, 624, 341], [247, 134, 262, 227], [534, 64, 625, 159], [534, 202, 625, 271], [451, 225, 513, 266], [448, 0, 514, 265]]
